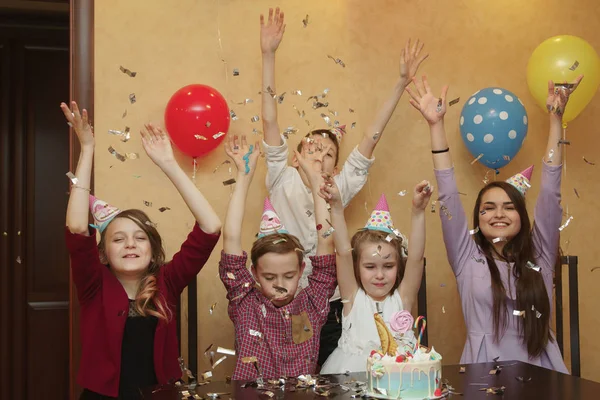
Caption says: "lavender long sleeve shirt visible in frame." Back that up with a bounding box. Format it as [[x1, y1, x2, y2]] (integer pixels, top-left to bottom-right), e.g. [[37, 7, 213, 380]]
[[434, 162, 568, 373]]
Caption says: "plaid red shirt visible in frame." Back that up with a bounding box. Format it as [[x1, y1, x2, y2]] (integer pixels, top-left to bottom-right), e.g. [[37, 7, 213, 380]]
[[219, 251, 336, 380]]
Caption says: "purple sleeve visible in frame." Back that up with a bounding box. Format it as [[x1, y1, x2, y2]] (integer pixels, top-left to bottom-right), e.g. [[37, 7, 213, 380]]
[[65, 227, 104, 304], [434, 168, 478, 277], [303, 254, 337, 324], [162, 223, 221, 296], [219, 251, 255, 322], [532, 162, 563, 272]]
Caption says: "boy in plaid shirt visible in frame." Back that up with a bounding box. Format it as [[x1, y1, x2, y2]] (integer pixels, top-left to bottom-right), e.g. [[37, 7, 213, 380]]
[[219, 135, 336, 379]]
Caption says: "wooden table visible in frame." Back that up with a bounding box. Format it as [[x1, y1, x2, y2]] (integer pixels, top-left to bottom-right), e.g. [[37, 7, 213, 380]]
[[143, 361, 600, 399]]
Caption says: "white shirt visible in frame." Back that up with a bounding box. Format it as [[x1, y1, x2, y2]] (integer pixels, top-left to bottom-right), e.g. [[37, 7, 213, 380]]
[[263, 135, 375, 298]]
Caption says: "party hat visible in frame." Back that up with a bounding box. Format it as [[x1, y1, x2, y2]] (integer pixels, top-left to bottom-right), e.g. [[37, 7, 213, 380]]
[[506, 165, 533, 196], [258, 198, 288, 238], [330, 125, 346, 143], [89, 195, 122, 232], [364, 194, 394, 234]]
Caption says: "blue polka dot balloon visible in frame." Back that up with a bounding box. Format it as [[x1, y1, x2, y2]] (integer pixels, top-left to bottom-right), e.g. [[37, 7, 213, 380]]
[[459, 87, 528, 169]]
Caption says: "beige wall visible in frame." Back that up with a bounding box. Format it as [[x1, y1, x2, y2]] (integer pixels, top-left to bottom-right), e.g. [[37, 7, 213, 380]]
[[94, 0, 600, 382]]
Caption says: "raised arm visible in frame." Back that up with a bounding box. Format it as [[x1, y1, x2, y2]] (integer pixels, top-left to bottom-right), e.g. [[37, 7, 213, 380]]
[[321, 174, 358, 308], [260, 7, 286, 146], [223, 135, 261, 255], [140, 124, 221, 234], [399, 180, 433, 311], [407, 76, 476, 274], [293, 141, 333, 256], [358, 39, 428, 159], [63, 101, 94, 235]]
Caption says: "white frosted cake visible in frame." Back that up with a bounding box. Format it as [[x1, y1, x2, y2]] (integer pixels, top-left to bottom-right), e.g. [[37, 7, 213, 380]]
[[366, 312, 443, 399]]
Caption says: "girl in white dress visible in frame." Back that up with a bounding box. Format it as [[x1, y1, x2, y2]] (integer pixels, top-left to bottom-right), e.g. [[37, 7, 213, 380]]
[[319, 177, 433, 373]]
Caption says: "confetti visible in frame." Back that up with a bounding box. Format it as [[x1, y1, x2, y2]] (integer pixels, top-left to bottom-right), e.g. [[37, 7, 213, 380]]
[[574, 188, 580, 198], [322, 227, 335, 238], [449, 97, 460, 106], [526, 261, 541, 272], [559, 216, 573, 231], [194, 135, 207, 140], [277, 92, 286, 104], [302, 14, 309, 27], [108, 146, 126, 162], [351, 122, 356, 129], [252, 128, 263, 135], [213, 159, 231, 173], [532, 305, 542, 319], [128, 93, 136, 104], [320, 113, 331, 126], [470, 153, 484, 165], [492, 237, 507, 243], [230, 110, 238, 121], [305, 210, 313, 217], [209, 302, 217, 315], [226, 272, 235, 280], [591, 267, 600, 272], [213, 132, 226, 140], [459, 366, 466, 373], [327, 55, 346, 67], [222, 178, 236, 186], [558, 139, 571, 145], [440, 205, 452, 220], [503, 155, 511, 161], [249, 329, 262, 338], [125, 152, 139, 160], [283, 127, 298, 139], [569, 60, 580, 71], [16, 256, 22, 264], [143, 200, 152, 207], [513, 310, 525, 317], [145, 221, 157, 228], [469, 227, 480, 235], [313, 101, 329, 109], [272, 238, 287, 245], [212, 356, 227, 369], [436, 97, 443, 112], [66, 171, 78, 185], [233, 68, 239, 76], [292, 90, 302, 95], [251, 115, 260, 123], [242, 356, 258, 363], [236, 98, 253, 105], [516, 376, 532, 383], [217, 347, 235, 356], [480, 210, 487, 215], [442, 306, 446, 314], [583, 156, 595, 165], [122, 109, 127, 118], [119, 65, 137, 77]]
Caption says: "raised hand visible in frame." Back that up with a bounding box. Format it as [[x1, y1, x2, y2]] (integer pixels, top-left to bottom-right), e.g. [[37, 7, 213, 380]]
[[406, 75, 449, 125], [546, 75, 584, 116], [412, 180, 434, 211], [224, 134, 260, 177], [61, 101, 94, 148], [319, 173, 342, 208], [140, 124, 176, 168], [400, 38, 429, 84], [294, 138, 329, 189], [260, 7, 286, 54]]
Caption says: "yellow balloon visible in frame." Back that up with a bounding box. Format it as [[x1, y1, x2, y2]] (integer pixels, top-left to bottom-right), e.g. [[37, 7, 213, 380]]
[[526, 35, 600, 123]]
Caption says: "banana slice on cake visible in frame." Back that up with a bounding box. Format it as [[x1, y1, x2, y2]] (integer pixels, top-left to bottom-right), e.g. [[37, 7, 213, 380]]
[[374, 313, 398, 356]]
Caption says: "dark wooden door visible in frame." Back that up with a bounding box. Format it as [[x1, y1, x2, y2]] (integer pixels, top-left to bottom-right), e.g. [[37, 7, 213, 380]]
[[0, 13, 70, 400]]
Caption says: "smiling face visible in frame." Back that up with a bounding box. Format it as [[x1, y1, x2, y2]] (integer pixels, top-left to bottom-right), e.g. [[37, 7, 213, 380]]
[[478, 187, 522, 242], [98, 209, 165, 280]]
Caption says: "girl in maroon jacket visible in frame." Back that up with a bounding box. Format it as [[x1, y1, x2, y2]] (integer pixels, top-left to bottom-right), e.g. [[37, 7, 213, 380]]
[[62, 101, 222, 399]]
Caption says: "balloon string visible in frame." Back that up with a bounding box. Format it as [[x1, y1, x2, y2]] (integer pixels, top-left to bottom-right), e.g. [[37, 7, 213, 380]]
[[216, 0, 229, 97], [562, 125, 567, 178]]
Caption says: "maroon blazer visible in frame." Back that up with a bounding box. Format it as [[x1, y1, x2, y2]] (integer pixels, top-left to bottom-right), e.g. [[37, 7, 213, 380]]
[[66, 223, 220, 397]]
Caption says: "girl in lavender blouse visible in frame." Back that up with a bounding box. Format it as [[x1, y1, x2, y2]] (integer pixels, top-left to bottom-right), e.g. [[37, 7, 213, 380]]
[[405, 74, 583, 373]]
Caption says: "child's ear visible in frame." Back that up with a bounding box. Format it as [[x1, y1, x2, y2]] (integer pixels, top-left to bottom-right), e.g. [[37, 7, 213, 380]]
[[333, 165, 340, 176], [299, 261, 306, 277], [291, 153, 300, 168], [251, 264, 259, 281]]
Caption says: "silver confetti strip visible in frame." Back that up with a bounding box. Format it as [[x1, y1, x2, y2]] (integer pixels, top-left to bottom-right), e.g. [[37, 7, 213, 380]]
[[302, 14, 309, 27], [195, 135, 208, 140], [125, 152, 139, 160], [229, 110, 238, 121], [469, 227, 480, 235], [320, 113, 331, 126], [145, 221, 157, 228], [559, 216, 573, 231], [119, 65, 137, 77], [277, 92, 286, 104], [351, 122, 356, 129], [313, 101, 329, 109], [569, 60, 580, 71], [398, 190, 407, 196], [513, 310, 525, 317], [249, 329, 262, 338], [251, 115, 260, 123], [129, 93, 136, 104], [470, 153, 484, 165], [252, 128, 262, 135], [327, 55, 346, 67], [226, 272, 235, 280], [492, 237, 507, 243], [213, 132, 226, 140], [143, 200, 152, 207], [216, 347, 235, 356], [292, 90, 302, 95], [108, 146, 126, 162], [66, 171, 78, 185], [233, 68, 239, 76], [449, 97, 460, 106], [236, 98, 253, 105], [212, 356, 227, 369], [526, 261, 541, 272]]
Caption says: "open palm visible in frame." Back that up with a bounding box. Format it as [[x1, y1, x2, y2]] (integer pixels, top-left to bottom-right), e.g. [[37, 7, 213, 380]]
[[140, 124, 175, 167], [546, 75, 583, 115], [406, 75, 449, 125], [400, 38, 429, 82], [224, 135, 260, 177], [260, 8, 286, 54], [61, 101, 94, 147]]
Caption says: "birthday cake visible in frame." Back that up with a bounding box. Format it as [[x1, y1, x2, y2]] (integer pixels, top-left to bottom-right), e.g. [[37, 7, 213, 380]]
[[366, 313, 443, 399]]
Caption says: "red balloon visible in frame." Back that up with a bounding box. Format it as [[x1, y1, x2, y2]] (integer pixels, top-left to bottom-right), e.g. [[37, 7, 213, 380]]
[[164, 84, 230, 157]]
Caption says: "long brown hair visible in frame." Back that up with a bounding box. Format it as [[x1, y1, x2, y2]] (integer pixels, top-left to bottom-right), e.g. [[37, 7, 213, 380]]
[[98, 209, 172, 322], [351, 229, 406, 296], [250, 233, 304, 268], [472, 181, 553, 358]]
